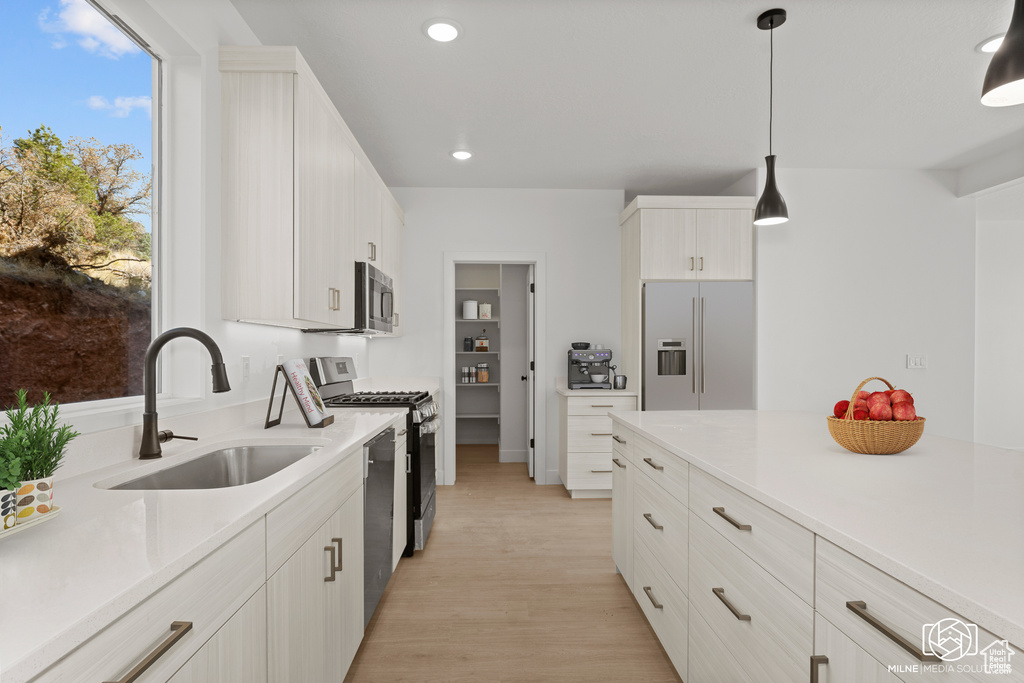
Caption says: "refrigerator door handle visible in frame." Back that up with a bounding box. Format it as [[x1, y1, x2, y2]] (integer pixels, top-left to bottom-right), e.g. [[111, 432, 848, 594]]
[[692, 297, 697, 394], [701, 297, 706, 394]]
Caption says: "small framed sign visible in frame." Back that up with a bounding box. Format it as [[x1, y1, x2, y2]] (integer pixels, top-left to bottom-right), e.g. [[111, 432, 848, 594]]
[[265, 358, 335, 429]]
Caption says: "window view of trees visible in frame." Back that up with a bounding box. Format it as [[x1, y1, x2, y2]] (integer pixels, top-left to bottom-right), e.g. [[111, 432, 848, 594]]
[[0, 1, 154, 406]]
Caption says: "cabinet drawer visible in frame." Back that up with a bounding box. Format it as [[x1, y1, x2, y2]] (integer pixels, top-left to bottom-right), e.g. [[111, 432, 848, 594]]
[[816, 538, 1023, 682], [633, 534, 688, 677], [34, 521, 266, 683], [633, 470, 688, 596], [266, 445, 362, 576], [814, 612, 902, 683], [688, 603, 755, 683], [633, 435, 688, 505], [567, 416, 614, 452], [565, 452, 613, 490], [611, 423, 634, 463], [567, 396, 636, 416], [689, 466, 813, 605], [689, 513, 813, 683]]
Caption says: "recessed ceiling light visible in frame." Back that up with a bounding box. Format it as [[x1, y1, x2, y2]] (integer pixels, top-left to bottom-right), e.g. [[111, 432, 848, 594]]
[[424, 19, 462, 43], [977, 34, 1005, 53], [451, 150, 472, 160]]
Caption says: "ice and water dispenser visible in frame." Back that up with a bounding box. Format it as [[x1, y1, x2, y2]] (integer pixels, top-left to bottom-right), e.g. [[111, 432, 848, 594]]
[[657, 339, 686, 375]]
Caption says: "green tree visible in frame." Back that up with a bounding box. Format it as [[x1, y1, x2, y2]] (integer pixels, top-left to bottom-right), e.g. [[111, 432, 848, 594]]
[[14, 125, 95, 206]]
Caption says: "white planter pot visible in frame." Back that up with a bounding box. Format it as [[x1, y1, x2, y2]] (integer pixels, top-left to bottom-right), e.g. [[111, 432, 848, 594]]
[[16, 477, 55, 522], [1, 489, 16, 531]]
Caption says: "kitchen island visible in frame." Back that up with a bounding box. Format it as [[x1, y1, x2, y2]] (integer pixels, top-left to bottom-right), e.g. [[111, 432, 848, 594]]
[[611, 409, 1023, 682]]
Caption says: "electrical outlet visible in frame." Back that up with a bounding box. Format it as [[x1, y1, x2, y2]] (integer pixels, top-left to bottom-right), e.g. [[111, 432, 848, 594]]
[[241, 356, 250, 382], [906, 354, 928, 369]]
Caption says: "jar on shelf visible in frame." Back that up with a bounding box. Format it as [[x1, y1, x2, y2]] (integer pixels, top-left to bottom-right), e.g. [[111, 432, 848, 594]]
[[476, 363, 490, 383], [475, 330, 489, 352], [463, 337, 473, 352]]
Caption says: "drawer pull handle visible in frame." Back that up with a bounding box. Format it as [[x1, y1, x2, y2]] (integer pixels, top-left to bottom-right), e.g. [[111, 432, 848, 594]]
[[325, 545, 338, 581], [643, 586, 664, 609], [612, 435, 626, 444], [810, 655, 829, 683], [612, 458, 626, 469], [712, 587, 751, 621], [643, 512, 663, 530], [846, 601, 940, 662], [642, 457, 664, 471], [591, 433, 613, 436], [398, 429, 408, 436], [591, 469, 613, 473], [713, 506, 751, 531], [591, 404, 614, 408], [104, 621, 193, 683], [332, 537, 343, 572]]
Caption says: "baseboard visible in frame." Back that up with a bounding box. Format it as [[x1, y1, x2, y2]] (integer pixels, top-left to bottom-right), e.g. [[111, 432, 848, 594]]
[[499, 448, 527, 463]]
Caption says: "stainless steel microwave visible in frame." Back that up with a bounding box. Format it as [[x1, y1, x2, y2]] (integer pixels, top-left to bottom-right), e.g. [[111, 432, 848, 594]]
[[302, 261, 392, 334]]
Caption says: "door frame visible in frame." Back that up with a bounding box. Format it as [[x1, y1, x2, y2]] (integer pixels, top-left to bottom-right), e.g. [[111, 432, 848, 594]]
[[442, 251, 547, 486]]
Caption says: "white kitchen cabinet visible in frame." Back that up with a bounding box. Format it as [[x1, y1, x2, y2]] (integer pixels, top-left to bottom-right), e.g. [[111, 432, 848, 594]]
[[168, 586, 268, 683], [394, 424, 408, 570], [220, 46, 402, 332], [813, 612, 902, 683], [267, 489, 363, 682], [557, 389, 637, 498], [381, 193, 404, 334], [611, 444, 633, 587]]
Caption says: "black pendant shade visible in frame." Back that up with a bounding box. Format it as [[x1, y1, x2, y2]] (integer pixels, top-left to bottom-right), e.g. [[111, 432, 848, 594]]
[[982, 0, 1024, 107], [755, 8, 789, 226], [754, 155, 789, 225]]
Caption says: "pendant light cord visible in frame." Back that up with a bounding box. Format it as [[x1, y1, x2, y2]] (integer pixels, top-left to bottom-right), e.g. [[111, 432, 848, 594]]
[[769, 23, 774, 155]]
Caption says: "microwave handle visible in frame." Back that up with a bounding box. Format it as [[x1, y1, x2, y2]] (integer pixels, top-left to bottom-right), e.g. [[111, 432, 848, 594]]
[[382, 290, 394, 319]]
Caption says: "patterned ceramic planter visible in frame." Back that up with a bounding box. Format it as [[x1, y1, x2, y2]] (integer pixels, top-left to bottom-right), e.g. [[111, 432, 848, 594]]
[[16, 477, 55, 522], [1, 489, 16, 531]]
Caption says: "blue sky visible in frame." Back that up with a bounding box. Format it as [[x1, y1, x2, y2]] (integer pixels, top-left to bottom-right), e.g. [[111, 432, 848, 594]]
[[0, 0, 152, 229]]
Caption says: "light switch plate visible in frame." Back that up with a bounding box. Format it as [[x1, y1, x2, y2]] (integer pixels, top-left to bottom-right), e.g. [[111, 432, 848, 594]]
[[241, 356, 250, 381], [906, 354, 928, 369]]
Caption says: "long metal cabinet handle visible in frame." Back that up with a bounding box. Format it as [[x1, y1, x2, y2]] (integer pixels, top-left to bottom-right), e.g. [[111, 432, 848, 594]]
[[846, 601, 940, 662], [590, 469, 613, 473], [325, 545, 338, 582], [700, 297, 706, 394], [713, 587, 751, 621], [103, 621, 193, 683], [692, 297, 697, 394], [689, 256, 694, 271], [591, 432, 612, 436], [591, 404, 613, 407], [643, 586, 664, 609], [642, 457, 664, 471], [398, 429, 408, 436], [810, 655, 829, 683], [699, 256, 704, 271], [612, 458, 626, 469], [332, 537, 343, 572], [713, 506, 752, 531], [612, 435, 626, 444], [643, 512, 663, 530]]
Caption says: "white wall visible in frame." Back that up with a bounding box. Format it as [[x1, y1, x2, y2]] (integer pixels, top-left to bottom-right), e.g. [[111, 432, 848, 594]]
[[756, 169, 977, 441], [974, 182, 1024, 449], [372, 188, 625, 483]]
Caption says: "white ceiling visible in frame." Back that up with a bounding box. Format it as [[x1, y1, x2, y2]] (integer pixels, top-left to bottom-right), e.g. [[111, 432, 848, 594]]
[[228, 0, 1024, 196]]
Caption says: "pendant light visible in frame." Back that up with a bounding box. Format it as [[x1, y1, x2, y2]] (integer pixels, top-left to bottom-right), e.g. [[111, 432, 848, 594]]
[[754, 8, 789, 226], [981, 0, 1024, 107]]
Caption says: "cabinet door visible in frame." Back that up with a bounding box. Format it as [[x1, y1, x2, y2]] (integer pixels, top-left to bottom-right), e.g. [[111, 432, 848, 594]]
[[354, 160, 382, 265], [813, 612, 901, 683], [325, 491, 365, 676], [294, 76, 351, 326], [611, 451, 633, 588], [381, 194, 403, 334], [168, 586, 267, 683], [393, 431, 408, 570], [640, 209, 698, 280], [696, 209, 753, 280]]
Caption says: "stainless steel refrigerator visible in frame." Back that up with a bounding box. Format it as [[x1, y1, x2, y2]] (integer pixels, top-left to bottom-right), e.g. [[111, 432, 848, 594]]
[[643, 282, 755, 410]]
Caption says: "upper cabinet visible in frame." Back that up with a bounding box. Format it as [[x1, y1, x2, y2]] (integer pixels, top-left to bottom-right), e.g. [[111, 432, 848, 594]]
[[623, 196, 755, 281], [220, 46, 402, 332]]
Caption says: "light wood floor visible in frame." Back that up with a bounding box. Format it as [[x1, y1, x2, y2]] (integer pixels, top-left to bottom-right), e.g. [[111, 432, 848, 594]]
[[345, 444, 681, 682]]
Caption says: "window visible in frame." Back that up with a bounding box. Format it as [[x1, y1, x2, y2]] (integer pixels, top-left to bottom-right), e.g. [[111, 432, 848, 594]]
[[0, 0, 157, 406]]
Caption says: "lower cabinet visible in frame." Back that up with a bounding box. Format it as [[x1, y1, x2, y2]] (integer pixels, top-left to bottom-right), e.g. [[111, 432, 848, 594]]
[[168, 586, 268, 683], [394, 427, 408, 570], [812, 612, 901, 683], [611, 447, 633, 587], [268, 489, 364, 682]]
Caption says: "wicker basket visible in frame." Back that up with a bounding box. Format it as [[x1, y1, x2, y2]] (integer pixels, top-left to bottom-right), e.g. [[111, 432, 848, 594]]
[[826, 377, 925, 455]]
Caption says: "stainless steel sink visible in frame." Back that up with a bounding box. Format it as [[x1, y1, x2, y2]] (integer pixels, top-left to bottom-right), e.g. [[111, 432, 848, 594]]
[[111, 445, 321, 490]]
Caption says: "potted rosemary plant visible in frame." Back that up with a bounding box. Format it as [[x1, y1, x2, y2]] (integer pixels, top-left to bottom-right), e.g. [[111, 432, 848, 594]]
[[0, 390, 79, 522]]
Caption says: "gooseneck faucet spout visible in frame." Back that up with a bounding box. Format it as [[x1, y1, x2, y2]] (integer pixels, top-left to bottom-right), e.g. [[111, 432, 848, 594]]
[[140, 327, 231, 459]]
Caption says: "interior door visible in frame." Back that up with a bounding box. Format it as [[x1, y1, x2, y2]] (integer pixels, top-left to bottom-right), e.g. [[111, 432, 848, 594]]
[[526, 264, 536, 479]]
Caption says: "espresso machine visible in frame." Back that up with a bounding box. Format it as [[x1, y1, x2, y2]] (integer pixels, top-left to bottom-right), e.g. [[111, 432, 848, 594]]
[[568, 346, 613, 390]]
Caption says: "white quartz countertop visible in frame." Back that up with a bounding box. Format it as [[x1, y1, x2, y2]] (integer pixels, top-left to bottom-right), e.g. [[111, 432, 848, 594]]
[[0, 406, 407, 682], [610, 410, 1024, 647]]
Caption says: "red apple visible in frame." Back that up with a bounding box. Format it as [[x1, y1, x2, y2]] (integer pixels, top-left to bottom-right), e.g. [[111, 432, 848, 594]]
[[853, 409, 869, 421], [884, 389, 895, 397], [869, 403, 893, 421], [892, 402, 917, 421], [834, 400, 850, 418], [854, 398, 869, 412], [890, 390, 914, 405], [858, 391, 870, 401], [867, 391, 891, 408]]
